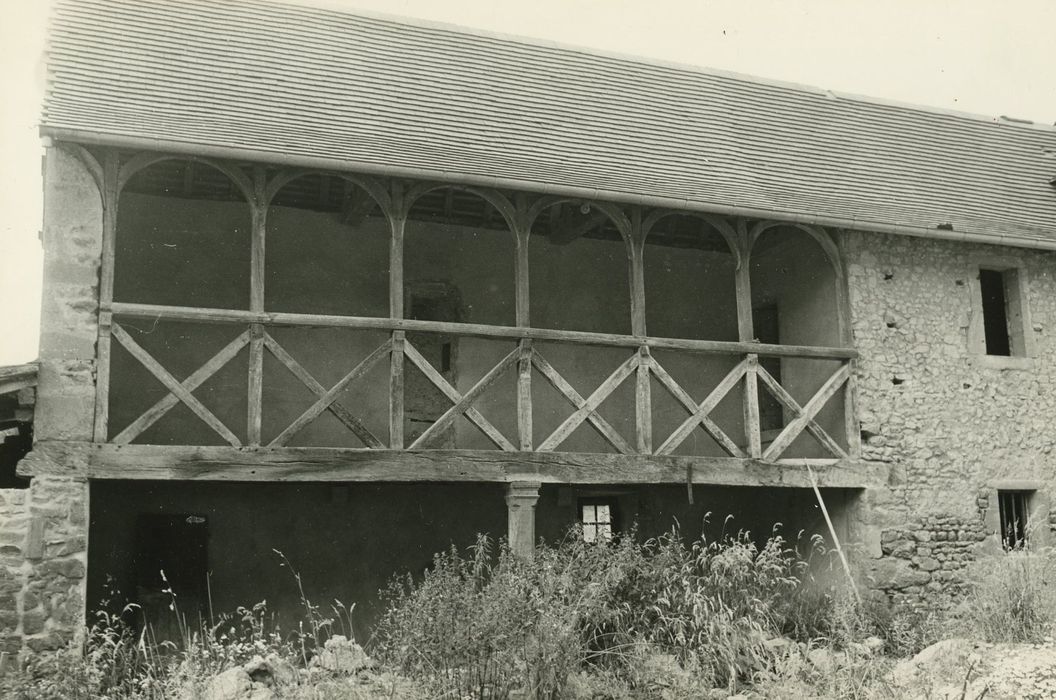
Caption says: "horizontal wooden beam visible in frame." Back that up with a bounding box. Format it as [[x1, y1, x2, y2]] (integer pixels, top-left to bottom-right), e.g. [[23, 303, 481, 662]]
[[0, 363, 38, 396], [19, 441, 889, 489], [108, 302, 857, 360]]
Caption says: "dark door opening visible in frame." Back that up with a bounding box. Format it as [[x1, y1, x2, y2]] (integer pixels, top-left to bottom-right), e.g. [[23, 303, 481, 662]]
[[133, 513, 209, 634]]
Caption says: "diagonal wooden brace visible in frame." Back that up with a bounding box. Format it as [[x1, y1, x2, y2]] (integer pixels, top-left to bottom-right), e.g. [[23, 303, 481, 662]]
[[264, 333, 385, 448], [410, 345, 520, 449], [756, 364, 847, 459], [652, 357, 747, 457], [531, 351, 636, 454], [111, 322, 243, 447], [536, 351, 638, 453], [403, 339, 516, 451], [269, 338, 392, 447], [763, 364, 850, 461]]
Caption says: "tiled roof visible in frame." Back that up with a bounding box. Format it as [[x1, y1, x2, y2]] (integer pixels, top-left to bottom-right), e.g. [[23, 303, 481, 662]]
[[43, 0, 1056, 247]]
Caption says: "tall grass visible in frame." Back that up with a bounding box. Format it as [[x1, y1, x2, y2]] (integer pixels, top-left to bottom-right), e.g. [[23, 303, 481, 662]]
[[371, 525, 831, 697], [956, 546, 1056, 643]]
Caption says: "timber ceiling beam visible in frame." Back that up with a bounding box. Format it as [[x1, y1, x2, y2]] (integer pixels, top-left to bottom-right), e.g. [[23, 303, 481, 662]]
[[20, 441, 890, 489]]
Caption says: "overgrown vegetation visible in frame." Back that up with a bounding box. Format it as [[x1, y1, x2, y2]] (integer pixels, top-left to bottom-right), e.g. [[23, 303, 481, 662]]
[[373, 525, 839, 696], [3, 530, 1055, 699], [956, 546, 1056, 644]]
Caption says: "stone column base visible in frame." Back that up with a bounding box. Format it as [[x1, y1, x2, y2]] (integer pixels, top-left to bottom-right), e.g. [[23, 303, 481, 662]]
[[505, 482, 541, 557]]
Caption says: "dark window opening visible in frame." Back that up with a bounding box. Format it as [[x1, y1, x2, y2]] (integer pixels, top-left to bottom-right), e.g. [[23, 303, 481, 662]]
[[979, 269, 1011, 356], [579, 498, 618, 543], [0, 392, 32, 489], [753, 305, 783, 432], [998, 490, 1030, 550]]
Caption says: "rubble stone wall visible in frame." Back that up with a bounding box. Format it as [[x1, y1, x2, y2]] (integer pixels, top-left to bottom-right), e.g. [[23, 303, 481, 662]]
[[843, 230, 1056, 603], [0, 477, 88, 669]]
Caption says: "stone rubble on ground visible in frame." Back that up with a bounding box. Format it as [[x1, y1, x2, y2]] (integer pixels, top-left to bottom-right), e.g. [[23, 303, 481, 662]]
[[308, 634, 375, 674], [890, 638, 1056, 700], [200, 637, 378, 700]]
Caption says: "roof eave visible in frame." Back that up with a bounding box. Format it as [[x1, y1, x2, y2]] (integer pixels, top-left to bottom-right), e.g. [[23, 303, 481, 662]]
[[41, 126, 1056, 252]]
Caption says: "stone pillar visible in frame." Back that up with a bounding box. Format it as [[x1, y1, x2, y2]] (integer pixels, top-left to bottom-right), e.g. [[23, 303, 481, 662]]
[[505, 482, 541, 557], [36, 146, 104, 444], [0, 476, 89, 666]]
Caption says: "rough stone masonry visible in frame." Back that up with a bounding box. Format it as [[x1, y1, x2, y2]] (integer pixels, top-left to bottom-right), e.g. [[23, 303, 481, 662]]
[[844, 231, 1056, 605], [0, 477, 88, 667]]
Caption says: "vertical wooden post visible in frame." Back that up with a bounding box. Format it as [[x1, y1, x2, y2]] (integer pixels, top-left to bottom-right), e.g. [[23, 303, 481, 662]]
[[744, 354, 762, 458], [735, 220, 760, 457], [734, 219, 754, 343], [390, 331, 405, 448], [636, 346, 652, 454], [630, 207, 650, 454], [517, 340, 533, 451], [844, 358, 861, 458], [247, 166, 267, 446], [514, 196, 532, 451], [93, 150, 120, 443], [505, 481, 541, 557], [389, 181, 406, 448]]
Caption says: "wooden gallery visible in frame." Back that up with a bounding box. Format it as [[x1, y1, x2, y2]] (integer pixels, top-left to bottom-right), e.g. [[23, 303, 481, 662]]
[[3, 0, 1056, 656]]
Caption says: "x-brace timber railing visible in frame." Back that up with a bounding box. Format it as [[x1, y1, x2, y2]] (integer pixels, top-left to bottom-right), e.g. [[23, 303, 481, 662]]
[[103, 303, 859, 462], [71, 145, 861, 465]]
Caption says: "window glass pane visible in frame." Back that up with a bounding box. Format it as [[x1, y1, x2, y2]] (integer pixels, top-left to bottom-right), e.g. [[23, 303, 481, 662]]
[[596, 505, 610, 522]]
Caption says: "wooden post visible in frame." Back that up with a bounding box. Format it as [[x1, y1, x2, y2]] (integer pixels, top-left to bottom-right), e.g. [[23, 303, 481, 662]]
[[735, 220, 761, 458], [505, 481, 541, 557], [734, 219, 755, 344], [517, 340, 533, 450], [630, 208, 651, 455], [844, 358, 861, 458], [514, 198, 533, 451], [807, 466, 861, 604], [636, 346, 652, 454], [247, 166, 267, 446], [629, 207, 648, 337], [743, 354, 762, 458], [389, 182, 406, 449], [93, 150, 120, 443]]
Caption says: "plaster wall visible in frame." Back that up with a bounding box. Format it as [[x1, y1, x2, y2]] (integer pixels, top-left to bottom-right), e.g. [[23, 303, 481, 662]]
[[87, 480, 846, 634]]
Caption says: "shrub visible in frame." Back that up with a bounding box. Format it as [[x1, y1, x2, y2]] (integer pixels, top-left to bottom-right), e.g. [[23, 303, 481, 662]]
[[371, 525, 827, 696]]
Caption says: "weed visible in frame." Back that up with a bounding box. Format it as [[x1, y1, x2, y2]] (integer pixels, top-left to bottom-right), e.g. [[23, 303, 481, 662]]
[[955, 546, 1056, 643]]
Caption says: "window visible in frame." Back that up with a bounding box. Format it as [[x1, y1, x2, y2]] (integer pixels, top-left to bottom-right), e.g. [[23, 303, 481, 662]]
[[998, 490, 1031, 550], [978, 268, 1026, 357], [580, 499, 617, 543]]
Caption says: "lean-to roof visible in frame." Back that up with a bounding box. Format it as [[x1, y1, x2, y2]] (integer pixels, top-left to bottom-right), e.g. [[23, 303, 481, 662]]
[[42, 0, 1056, 247]]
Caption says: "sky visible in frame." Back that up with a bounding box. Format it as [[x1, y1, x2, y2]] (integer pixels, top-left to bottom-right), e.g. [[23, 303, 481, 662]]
[[1, 0, 1054, 365]]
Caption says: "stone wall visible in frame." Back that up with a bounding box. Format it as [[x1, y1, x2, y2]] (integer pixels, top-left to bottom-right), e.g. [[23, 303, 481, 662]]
[[843, 230, 1056, 602], [0, 477, 88, 669], [874, 515, 988, 607]]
